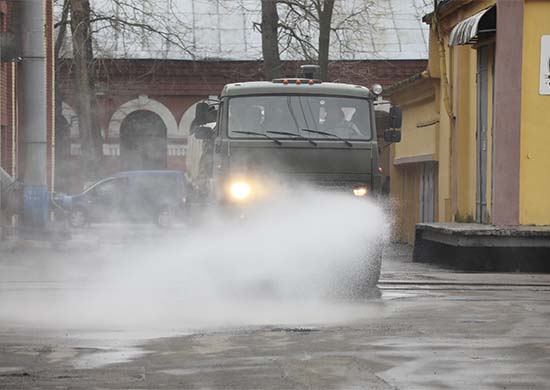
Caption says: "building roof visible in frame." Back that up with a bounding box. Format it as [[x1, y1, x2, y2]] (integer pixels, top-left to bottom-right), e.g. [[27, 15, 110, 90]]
[[60, 0, 431, 61], [221, 81, 373, 98], [386, 71, 426, 94]]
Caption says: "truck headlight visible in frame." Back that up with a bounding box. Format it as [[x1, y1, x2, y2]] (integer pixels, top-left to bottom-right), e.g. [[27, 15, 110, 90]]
[[353, 186, 368, 197], [230, 181, 252, 201]]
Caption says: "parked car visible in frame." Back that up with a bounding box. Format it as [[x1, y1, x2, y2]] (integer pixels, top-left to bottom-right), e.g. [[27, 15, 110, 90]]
[[55, 170, 186, 228]]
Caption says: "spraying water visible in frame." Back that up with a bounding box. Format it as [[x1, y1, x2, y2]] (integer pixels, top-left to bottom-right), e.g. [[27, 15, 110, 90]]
[[0, 188, 389, 332]]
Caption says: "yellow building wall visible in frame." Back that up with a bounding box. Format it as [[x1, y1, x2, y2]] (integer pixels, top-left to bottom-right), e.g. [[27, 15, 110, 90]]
[[520, 0, 550, 225], [394, 101, 438, 160], [391, 163, 421, 244], [392, 79, 438, 163], [437, 36, 452, 222], [390, 79, 438, 243], [389, 0, 501, 240], [452, 43, 495, 222], [427, 28, 441, 79], [454, 44, 477, 221], [438, 0, 495, 223]]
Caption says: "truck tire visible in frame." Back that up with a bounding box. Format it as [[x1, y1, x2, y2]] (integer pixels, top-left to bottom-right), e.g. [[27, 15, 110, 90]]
[[342, 244, 383, 299], [362, 246, 383, 298]]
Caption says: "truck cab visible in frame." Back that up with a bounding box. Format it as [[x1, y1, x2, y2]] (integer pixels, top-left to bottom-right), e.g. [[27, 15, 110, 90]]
[[186, 77, 401, 208]]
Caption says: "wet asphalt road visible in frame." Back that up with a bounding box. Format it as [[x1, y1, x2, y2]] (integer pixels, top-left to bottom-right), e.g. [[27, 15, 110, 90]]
[[1, 226, 550, 389]]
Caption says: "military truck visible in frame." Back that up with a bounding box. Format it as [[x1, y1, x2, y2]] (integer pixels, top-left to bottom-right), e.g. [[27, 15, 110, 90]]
[[185, 67, 402, 295]]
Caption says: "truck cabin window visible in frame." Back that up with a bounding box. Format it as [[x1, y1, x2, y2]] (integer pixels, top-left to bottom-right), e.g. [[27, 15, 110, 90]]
[[228, 95, 372, 140]]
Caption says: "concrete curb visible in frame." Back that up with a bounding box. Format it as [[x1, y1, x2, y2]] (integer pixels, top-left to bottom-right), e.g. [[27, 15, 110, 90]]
[[413, 223, 550, 272]]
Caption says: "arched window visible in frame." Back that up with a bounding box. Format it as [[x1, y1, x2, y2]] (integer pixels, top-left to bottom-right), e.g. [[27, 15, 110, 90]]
[[109, 95, 178, 139], [120, 110, 167, 170]]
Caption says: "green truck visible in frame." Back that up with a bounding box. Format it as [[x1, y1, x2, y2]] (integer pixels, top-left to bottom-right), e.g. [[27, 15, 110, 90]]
[[185, 68, 401, 296], [187, 76, 401, 202]]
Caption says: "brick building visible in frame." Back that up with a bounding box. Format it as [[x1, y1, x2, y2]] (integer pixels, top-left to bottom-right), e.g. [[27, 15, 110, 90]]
[[0, 0, 16, 179]]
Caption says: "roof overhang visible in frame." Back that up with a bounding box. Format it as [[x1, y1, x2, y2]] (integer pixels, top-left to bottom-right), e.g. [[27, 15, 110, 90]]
[[387, 71, 432, 96], [449, 6, 496, 46]]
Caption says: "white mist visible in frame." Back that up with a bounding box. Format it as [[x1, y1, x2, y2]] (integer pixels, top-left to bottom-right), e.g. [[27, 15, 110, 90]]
[[0, 189, 389, 332]]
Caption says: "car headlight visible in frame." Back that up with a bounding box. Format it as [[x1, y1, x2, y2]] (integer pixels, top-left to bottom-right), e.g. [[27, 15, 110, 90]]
[[353, 186, 368, 197], [230, 181, 252, 201]]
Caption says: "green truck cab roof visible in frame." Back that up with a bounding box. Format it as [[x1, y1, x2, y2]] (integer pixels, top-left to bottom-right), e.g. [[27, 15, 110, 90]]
[[221, 80, 374, 99]]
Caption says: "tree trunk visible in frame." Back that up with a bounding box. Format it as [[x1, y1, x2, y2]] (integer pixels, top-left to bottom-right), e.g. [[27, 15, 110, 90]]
[[318, 0, 335, 81], [54, 0, 71, 192], [261, 0, 283, 80], [69, 0, 102, 183]]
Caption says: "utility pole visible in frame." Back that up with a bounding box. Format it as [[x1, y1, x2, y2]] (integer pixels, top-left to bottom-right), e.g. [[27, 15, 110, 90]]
[[14, 0, 49, 233]]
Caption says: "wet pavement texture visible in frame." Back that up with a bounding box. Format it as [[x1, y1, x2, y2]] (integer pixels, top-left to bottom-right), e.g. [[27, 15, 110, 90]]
[[1, 230, 550, 389]]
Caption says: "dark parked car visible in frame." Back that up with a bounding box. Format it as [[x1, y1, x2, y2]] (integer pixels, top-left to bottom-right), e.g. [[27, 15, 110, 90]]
[[56, 170, 186, 228]]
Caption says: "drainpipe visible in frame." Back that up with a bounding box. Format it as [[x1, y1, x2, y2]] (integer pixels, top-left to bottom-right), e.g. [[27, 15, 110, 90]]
[[15, 0, 49, 231], [432, 2, 455, 223]]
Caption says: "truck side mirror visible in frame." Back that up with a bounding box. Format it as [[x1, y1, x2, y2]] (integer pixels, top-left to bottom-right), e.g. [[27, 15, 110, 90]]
[[389, 106, 402, 129], [384, 129, 401, 143], [195, 102, 210, 125], [194, 126, 215, 140]]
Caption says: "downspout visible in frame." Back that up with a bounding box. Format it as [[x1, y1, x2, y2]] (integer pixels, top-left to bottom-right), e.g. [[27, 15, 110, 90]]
[[14, 0, 49, 229], [432, 4, 455, 222]]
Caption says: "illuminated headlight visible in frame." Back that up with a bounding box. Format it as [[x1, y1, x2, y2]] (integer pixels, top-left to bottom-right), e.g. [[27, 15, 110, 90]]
[[353, 186, 368, 197], [230, 181, 252, 200]]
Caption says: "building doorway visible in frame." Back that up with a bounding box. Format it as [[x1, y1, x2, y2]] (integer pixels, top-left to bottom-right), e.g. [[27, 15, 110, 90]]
[[476, 45, 491, 224], [120, 110, 167, 171], [419, 162, 437, 223]]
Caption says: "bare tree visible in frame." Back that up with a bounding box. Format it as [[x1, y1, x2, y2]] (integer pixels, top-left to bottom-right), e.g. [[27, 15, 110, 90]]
[[87, 0, 194, 59], [264, 0, 376, 81], [69, 0, 103, 180], [261, 0, 283, 80], [317, 0, 335, 81], [54, 0, 72, 191], [54, 0, 194, 182]]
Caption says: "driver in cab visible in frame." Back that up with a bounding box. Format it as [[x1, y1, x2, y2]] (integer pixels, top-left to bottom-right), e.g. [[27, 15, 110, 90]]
[[322, 102, 361, 138]]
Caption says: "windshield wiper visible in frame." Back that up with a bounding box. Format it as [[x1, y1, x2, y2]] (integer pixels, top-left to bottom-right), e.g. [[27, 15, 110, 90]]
[[232, 130, 282, 145], [301, 128, 353, 147], [266, 130, 317, 146]]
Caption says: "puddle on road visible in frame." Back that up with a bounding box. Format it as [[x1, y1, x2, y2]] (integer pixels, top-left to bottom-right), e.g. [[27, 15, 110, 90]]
[[381, 291, 419, 300], [0, 366, 24, 373], [54, 330, 190, 369], [71, 346, 148, 369], [44, 344, 149, 369], [161, 366, 252, 376]]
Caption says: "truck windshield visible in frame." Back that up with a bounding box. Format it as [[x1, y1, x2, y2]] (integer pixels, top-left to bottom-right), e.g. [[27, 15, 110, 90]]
[[228, 95, 372, 140]]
